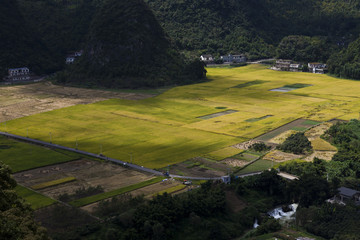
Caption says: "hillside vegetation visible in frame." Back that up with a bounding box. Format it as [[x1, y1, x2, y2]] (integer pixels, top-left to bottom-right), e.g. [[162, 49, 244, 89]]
[[0, 0, 60, 79], [2, 0, 360, 84], [61, 0, 206, 88], [146, 0, 360, 59]]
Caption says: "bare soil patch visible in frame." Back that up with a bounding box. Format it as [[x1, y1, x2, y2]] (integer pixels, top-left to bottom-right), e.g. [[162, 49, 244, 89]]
[[13, 159, 154, 199], [232, 140, 261, 150], [304, 151, 337, 161], [268, 130, 298, 144], [197, 110, 238, 120], [263, 150, 303, 162], [305, 122, 333, 141], [222, 158, 249, 167], [0, 82, 153, 122]]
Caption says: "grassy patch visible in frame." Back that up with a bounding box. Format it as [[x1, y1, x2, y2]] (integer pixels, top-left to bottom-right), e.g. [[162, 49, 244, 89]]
[[0, 136, 78, 172], [31, 177, 76, 190], [245, 115, 273, 123], [151, 184, 187, 197], [237, 159, 273, 174], [232, 80, 268, 88], [204, 147, 244, 161], [283, 83, 312, 89], [303, 120, 321, 126], [15, 185, 56, 210], [70, 177, 164, 207], [291, 126, 308, 131], [311, 138, 337, 151], [233, 151, 260, 162]]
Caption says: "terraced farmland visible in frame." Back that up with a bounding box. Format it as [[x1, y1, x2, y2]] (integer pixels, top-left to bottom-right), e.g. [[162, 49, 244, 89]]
[[4, 64, 360, 169]]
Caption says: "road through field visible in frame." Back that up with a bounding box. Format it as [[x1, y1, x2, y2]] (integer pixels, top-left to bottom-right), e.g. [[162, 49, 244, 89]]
[[0, 131, 264, 180]]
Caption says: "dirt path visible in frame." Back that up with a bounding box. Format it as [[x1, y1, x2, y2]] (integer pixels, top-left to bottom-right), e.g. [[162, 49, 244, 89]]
[[0, 82, 154, 122]]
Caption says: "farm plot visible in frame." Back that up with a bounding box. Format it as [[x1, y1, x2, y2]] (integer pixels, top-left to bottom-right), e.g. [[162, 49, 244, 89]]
[[81, 179, 183, 213], [236, 159, 273, 174], [0, 135, 78, 172], [13, 159, 155, 200], [5, 65, 360, 169], [255, 119, 320, 142], [15, 185, 56, 210], [0, 82, 153, 122], [169, 157, 229, 178]]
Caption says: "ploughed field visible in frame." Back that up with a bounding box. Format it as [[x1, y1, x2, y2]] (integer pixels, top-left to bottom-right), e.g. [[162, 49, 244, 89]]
[[3, 65, 360, 169]]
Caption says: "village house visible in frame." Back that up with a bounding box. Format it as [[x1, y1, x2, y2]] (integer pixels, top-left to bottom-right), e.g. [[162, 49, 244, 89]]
[[289, 63, 303, 72], [327, 186, 360, 205], [272, 59, 292, 71], [308, 62, 327, 74], [66, 56, 76, 64], [221, 54, 247, 63], [200, 54, 214, 63], [7, 67, 31, 81], [66, 50, 83, 64]]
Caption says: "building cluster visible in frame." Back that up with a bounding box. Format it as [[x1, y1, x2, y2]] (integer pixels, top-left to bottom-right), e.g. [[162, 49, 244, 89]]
[[272, 59, 327, 74], [65, 50, 83, 64], [7, 67, 31, 81], [200, 54, 247, 64]]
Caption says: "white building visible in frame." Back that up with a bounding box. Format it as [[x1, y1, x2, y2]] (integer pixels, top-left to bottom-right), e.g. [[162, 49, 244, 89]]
[[200, 54, 214, 63], [66, 56, 76, 64], [8, 67, 30, 81], [66, 50, 83, 64], [308, 62, 327, 74]]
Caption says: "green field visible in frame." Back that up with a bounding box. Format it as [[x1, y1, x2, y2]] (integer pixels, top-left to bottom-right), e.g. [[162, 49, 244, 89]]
[[15, 185, 56, 210], [31, 176, 76, 190], [237, 159, 273, 174], [4, 65, 360, 169], [0, 136, 79, 172]]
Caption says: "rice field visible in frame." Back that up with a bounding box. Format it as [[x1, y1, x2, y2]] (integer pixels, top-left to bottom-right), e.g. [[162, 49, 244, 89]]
[[4, 65, 360, 169], [0, 135, 79, 172]]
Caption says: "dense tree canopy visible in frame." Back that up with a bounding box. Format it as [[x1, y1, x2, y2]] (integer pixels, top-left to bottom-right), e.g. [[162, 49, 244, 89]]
[[278, 132, 312, 154], [0, 162, 49, 240]]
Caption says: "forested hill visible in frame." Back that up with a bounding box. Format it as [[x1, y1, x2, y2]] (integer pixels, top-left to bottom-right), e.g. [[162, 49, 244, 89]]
[[146, 0, 360, 59], [3, 0, 360, 84], [60, 0, 206, 88], [0, 0, 60, 79]]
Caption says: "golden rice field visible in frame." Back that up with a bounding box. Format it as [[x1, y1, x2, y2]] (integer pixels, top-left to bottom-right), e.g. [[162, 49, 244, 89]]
[[3, 65, 360, 168]]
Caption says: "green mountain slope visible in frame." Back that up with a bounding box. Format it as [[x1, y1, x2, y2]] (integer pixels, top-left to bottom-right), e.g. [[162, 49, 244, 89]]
[[0, 0, 60, 78], [62, 0, 206, 88], [145, 0, 360, 59]]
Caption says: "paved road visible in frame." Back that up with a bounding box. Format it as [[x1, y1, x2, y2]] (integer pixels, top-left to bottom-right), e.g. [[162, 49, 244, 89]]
[[0, 131, 269, 180], [0, 131, 163, 176]]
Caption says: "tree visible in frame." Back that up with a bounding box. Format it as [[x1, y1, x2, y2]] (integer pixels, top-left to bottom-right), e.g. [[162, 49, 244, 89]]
[[295, 174, 331, 208], [0, 162, 49, 240], [278, 132, 312, 154]]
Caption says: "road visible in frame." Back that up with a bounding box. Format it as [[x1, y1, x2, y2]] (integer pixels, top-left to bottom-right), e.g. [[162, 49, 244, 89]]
[[0, 131, 274, 180]]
